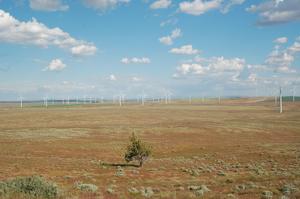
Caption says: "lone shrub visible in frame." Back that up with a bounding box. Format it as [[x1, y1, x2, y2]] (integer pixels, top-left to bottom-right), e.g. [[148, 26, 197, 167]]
[[0, 176, 58, 199], [124, 133, 151, 167]]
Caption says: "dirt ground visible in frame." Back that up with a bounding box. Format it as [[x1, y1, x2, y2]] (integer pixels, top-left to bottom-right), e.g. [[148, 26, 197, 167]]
[[0, 99, 299, 198]]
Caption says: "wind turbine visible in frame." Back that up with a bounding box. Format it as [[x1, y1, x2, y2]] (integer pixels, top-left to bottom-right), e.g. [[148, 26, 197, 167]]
[[20, 96, 23, 108], [274, 88, 278, 105], [44, 96, 48, 108], [119, 94, 122, 106], [165, 94, 168, 104], [293, 85, 295, 102], [279, 87, 283, 113], [142, 94, 145, 106]]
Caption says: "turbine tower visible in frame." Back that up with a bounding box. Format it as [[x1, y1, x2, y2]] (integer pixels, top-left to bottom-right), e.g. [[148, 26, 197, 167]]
[[20, 96, 23, 108], [44, 96, 48, 108], [279, 87, 283, 113], [293, 86, 295, 102], [142, 94, 145, 106]]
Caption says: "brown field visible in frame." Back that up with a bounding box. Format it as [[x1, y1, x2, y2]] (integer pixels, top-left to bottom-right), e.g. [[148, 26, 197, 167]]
[[0, 99, 300, 198]]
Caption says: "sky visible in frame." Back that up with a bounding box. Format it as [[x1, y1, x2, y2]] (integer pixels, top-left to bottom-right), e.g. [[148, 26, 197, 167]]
[[0, 0, 300, 100]]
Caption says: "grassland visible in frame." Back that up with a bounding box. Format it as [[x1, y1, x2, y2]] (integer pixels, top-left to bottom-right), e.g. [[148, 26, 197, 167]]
[[0, 99, 299, 198]]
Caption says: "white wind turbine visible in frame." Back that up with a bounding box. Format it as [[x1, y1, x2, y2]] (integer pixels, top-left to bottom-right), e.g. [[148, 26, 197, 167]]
[[20, 95, 23, 108], [279, 87, 283, 113], [141, 92, 146, 106], [292, 85, 295, 102], [119, 94, 122, 106], [44, 96, 48, 108]]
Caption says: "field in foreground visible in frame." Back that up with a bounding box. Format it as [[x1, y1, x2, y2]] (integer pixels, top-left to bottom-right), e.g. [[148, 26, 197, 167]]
[[0, 99, 299, 198]]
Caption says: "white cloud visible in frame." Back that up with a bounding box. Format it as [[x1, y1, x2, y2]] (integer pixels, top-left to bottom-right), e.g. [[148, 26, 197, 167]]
[[30, 0, 69, 11], [160, 18, 178, 27], [132, 76, 142, 82], [150, 0, 171, 9], [121, 57, 151, 64], [71, 45, 97, 56], [109, 74, 117, 81], [159, 28, 181, 45], [265, 36, 300, 73], [44, 59, 66, 71], [274, 37, 288, 44], [248, 73, 257, 82], [179, 0, 222, 16], [174, 55, 246, 79], [176, 63, 207, 75], [288, 41, 300, 53], [221, 0, 245, 14], [207, 56, 245, 72], [169, 45, 199, 55], [82, 0, 130, 11], [0, 10, 97, 56], [247, 0, 300, 25], [159, 36, 172, 45]]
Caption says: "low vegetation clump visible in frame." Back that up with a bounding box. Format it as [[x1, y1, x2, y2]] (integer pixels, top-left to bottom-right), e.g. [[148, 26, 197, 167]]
[[0, 176, 58, 198], [124, 133, 152, 167], [75, 182, 98, 193], [188, 184, 210, 197], [261, 190, 273, 199]]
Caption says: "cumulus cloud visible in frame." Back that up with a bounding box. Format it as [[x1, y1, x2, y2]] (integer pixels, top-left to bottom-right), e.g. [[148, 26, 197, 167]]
[[265, 36, 300, 73], [274, 37, 288, 44], [248, 73, 257, 82], [169, 45, 199, 55], [179, 0, 222, 16], [44, 59, 66, 71], [207, 56, 245, 72], [132, 76, 142, 82], [82, 0, 130, 11], [109, 74, 117, 81], [174, 55, 246, 79], [247, 0, 300, 25], [29, 0, 69, 11], [150, 0, 171, 9], [176, 63, 207, 75], [159, 28, 181, 45], [121, 57, 151, 64], [0, 10, 97, 56], [71, 45, 97, 56], [221, 0, 245, 14]]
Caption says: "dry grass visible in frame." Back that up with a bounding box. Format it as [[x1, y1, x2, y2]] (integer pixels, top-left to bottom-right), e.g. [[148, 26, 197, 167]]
[[0, 99, 299, 198]]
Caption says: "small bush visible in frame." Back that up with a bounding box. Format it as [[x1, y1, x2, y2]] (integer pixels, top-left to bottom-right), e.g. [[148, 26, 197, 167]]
[[75, 182, 98, 193], [124, 133, 152, 167], [0, 176, 58, 199]]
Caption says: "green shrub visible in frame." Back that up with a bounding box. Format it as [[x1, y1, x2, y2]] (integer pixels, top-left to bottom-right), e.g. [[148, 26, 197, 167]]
[[124, 133, 151, 167], [0, 176, 58, 199]]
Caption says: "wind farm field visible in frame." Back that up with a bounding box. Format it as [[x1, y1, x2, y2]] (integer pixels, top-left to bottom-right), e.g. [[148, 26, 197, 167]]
[[0, 99, 300, 199]]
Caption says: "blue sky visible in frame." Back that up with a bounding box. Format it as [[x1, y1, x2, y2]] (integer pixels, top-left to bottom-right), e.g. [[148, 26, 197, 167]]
[[0, 0, 300, 100]]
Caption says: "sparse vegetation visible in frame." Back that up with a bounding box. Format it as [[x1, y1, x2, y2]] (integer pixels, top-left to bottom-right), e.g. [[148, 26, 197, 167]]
[[75, 182, 98, 193], [124, 132, 152, 167], [0, 101, 299, 198], [0, 176, 58, 199]]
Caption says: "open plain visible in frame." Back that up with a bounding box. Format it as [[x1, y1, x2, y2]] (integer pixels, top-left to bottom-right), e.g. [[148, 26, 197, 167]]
[[0, 99, 299, 198]]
